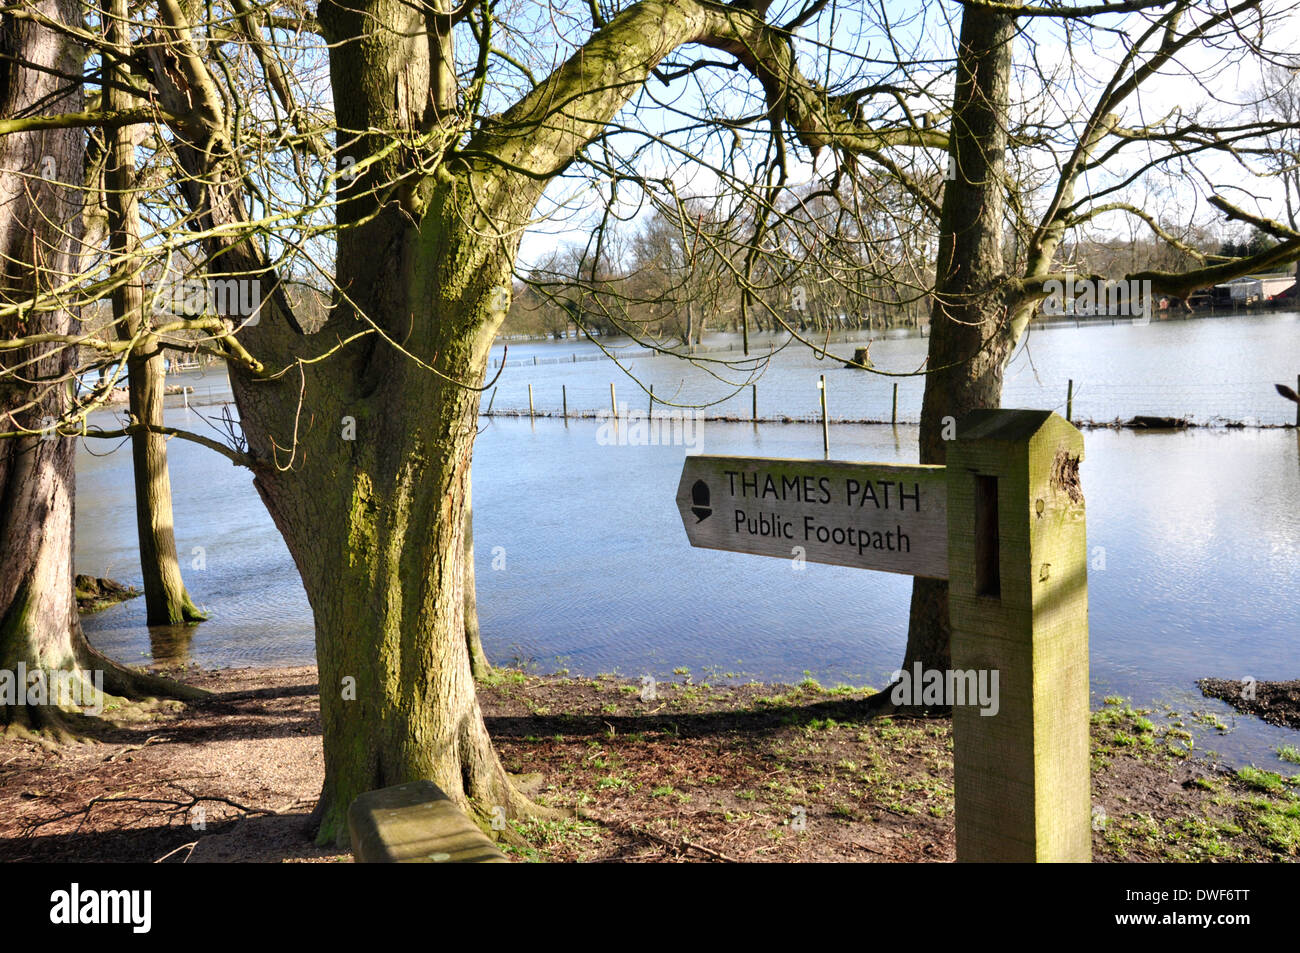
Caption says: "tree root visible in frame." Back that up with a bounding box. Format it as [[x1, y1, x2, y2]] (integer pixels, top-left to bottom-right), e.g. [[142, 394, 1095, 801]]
[[80, 641, 207, 703], [174, 593, 209, 625], [2, 694, 173, 746], [2, 704, 95, 749], [309, 760, 567, 849], [0, 642, 208, 746]]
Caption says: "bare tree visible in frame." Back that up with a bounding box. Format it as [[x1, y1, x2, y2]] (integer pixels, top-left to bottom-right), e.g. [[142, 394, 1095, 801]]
[[0, 0, 943, 843], [4, 0, 1298, 840], [0, 0, 201, 739], [903, 0, 1300, 680], [99, 0, 206, 625]]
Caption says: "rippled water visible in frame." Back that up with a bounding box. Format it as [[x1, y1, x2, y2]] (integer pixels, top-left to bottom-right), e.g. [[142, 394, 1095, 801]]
[[486, 311, 1300, 426], [75, 314, 1300, 771]]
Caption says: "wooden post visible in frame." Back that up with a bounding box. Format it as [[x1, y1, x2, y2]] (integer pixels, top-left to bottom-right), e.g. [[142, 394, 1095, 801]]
[[649, 384, 654, 418], [1066, 379, 1074, 423], [946, 409, 1091, 862], [891, 383, 899, 424], [818, 374, 829, 454], [610, 382, 617, 419], [562, 385, 567, 419], [528, 383, 534, 419], [751, 384, 757, 422], [486, 387, 497, 415]]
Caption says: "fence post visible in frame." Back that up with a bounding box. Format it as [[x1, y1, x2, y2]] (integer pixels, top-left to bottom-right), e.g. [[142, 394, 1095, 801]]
[[486, 387, 497, 415], [610, 382, 617, 419], [649, 384, 654, 418], [1066, 379, 1074, 423], [946, 409, 1091, 862], [891, 383, 899, 425], [818, 374, 829, 454], [562, 384, 567, 420], [528, 383, 534, 419], [752, 384, 757, 422]]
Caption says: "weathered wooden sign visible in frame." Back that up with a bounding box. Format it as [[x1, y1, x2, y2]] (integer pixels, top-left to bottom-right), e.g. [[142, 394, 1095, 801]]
[[675, 456, 948, 579], [674, 410, 1092, 863]]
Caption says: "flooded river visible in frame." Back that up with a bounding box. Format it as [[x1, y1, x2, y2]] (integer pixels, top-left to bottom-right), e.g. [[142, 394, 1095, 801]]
[[75, 312, 1300, 771]]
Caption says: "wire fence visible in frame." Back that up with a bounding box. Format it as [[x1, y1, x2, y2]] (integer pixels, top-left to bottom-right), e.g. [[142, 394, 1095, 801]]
[[480, 376, 1300, 429], [487, 310, 1279, 369], [489, 340, 808, 369]]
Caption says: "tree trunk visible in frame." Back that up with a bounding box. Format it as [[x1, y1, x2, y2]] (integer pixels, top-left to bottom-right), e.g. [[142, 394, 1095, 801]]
[[103, 1, 205, 626], [164, 0, 918, 840], [0, 0, 201, 737], [228, 184, 530, 842], [0, 3, 99, 707], [902, 7, 1017, 681], [122, 349, 207, 625], [464, 473, 490, 679]]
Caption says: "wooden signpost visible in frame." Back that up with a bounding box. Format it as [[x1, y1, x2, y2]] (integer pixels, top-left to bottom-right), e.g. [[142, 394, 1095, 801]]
[[677, 457, 949, 579], [675, 409, 1091, 863]]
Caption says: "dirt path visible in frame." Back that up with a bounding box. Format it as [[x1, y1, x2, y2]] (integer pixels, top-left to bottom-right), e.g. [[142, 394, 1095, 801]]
[[1, 667, 1296, 862]]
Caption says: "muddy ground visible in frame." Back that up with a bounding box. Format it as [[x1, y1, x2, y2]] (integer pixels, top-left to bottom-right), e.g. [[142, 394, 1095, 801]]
[[1, 667, 1297, 862], [1200, 678, 1300, 730]]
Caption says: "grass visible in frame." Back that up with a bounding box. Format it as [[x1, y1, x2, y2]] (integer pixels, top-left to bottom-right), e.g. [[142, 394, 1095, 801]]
[[1237, 766, 1288, 795], [475, 676, 1300, 863], [481, 669, 527, 688], [1088, 701, 1300, 861], [501, 815, 606, 863], [1245, 799, 1300, 855]]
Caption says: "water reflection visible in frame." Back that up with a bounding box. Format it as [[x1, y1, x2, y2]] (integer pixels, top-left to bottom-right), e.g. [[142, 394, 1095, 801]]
[[74, 316, 1300, 774], [147, 624, 197, 668]]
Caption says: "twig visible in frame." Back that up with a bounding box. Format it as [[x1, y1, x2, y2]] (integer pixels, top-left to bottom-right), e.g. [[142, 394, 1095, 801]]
[[104, 734, 169, 762], [23, 791, 273, 837], [640, 827, 738, 863], [154, 841, 199, 863]]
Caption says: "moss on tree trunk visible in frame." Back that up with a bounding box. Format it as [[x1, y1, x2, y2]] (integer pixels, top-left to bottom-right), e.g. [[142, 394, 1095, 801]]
[[229, 185, 535, 842], [103, 0, 205, 627], [0, 0, 204, 740], [464, 474, 491, 680]]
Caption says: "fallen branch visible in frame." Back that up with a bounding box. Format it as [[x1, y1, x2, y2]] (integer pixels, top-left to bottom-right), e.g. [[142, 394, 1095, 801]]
[[23, 790, 274, 837], [639, 826, 738, 863], [154, 841, 199, 863], [103, 734, 170, 763]]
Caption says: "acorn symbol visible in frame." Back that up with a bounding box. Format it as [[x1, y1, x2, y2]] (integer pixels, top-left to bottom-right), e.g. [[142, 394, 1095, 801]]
[[690, 480, 712, 523]]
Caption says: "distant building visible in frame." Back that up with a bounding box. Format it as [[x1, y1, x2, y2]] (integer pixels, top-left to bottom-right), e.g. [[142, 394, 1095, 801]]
[[1212, 274, 1296, 307]]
